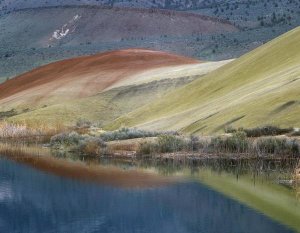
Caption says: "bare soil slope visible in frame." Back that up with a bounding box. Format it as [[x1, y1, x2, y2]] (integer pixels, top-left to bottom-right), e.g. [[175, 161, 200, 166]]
[[0, 49, 199, 107]]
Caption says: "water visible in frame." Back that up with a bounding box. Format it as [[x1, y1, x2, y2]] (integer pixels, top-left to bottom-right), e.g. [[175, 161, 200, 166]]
[[0, 153, 297, 233]]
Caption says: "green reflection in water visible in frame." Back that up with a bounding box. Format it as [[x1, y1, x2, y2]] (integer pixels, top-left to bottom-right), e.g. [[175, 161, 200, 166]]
[[185, 167, 300, 232], [0, 142, 299, 232], [94, 157, 300, 232]]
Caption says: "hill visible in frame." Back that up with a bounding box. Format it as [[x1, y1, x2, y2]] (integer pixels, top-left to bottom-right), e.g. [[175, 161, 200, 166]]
[[1, 1, 299, 81], [0, 49, 232, 127], [0, 6, 237, 80], [108, 27, 300, 134], [2, 0, 300, 81], [0, 49, 199, 107]]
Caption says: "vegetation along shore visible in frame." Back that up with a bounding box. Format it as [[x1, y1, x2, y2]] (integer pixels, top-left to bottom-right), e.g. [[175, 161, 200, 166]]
[[1, 120, 299, 160]]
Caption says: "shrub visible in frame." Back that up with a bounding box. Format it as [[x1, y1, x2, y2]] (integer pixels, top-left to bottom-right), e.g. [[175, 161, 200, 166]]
[[50, 131, 82, 147], [224, 126, 237, 134], [210, 131, 249, 153], [224, 126, 244, 134], [188, 135, 206, 151], [224, 126, 294, 137], [291, 130, 300, 136], [76, 119, 92, 128], [137, 135, 188, 155], [100, 128, 160, 141], [79, 137, 106, 155], [255, 137, 299, 156], [244, 126, 293, 137], [138, 141, 157, 155], [157, 135, 186, 153], [0, 109, 17, 119], [50, 132, 107, 155]]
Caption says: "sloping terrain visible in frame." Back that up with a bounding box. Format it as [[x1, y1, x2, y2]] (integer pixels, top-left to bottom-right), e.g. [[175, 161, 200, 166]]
[[0, 49, 199, 108], [6, 76, 198, 127], [109, 27, 300, 134], [0, 6, 237, 80], [1, 1, 299, 81], [0, 50, 231, 127]]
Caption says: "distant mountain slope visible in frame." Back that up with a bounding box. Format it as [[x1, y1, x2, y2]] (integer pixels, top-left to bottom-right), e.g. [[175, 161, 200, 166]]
[[1, 0, 299, 14], [0, 5, 237, 80], [1, 1, 299, 81], [0, 0, 235, 11], [2, 0, 299, 31], [0, 49, 199, 107], [109, 27, 300, 134]]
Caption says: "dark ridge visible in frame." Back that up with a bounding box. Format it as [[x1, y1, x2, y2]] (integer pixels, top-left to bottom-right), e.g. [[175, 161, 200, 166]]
[[181, 112, 219, 134], [181, 112, 219, 133], [283, 78, 300, 86], [213, 115, 246, 133], [266, 78, 300, 94], [212, 87, 224, 93], [0, 109, 18, 119], [202, 112, 220, 121], [191, 125, 207, 134], [271, 100, 298, 114], [189, 112, 219, 126]]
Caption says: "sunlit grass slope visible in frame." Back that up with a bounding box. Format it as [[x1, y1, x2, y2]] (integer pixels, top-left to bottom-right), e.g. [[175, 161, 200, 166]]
[[7, 76, 197, 128], [109, 27, 300, 134], [5, 60, 231, 128], [190, 169, 300, 232]]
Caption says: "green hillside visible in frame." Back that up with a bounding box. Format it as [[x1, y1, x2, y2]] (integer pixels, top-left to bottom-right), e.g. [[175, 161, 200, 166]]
[[109, 26, 300, 134], [7, 76, 197, 128], [5, 59, 230, 128]]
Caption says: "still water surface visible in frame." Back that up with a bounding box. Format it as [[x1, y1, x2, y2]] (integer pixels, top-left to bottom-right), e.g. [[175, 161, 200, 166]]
[[0, 151, 297, 233]]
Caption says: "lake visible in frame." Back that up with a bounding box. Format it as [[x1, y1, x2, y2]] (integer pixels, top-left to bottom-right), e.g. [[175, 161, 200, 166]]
[[0, 144, 299, 233]]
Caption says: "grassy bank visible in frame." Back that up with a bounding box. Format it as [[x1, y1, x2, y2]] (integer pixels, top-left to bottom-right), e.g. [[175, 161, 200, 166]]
[[1, 120, 299, 159], [48, 126, 300, 159]]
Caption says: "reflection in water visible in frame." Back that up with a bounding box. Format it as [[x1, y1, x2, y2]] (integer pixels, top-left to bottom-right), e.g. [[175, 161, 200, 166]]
[[0, 143, 174, 188], [0, 158, 293, 233], [0, 182, 13, 201], [295, 162, 300, 199], [0, 143, 299, 233]]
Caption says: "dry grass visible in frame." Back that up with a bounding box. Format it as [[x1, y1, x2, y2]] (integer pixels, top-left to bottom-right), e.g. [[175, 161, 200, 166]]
[[108, 27, 300, 134], [107, 138, 156, 153], [0, 120, 66, 139]]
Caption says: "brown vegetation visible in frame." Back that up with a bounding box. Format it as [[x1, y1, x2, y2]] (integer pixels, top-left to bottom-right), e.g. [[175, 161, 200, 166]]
[[0, 121, 66, 141]]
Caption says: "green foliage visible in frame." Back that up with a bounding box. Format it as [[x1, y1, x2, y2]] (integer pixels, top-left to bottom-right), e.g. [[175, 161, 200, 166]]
[[138, 135, 188, 155], [0, 109, 18, 119], [244, 126, 293, 137], [138, 141, 158, 155], [157, 135, 186, 153], [255, 137, 299, 156], [50, 131, 106, 155], [76, 119, 92, 128], [210, 131, 249, 153], [100, 128, 161, 141], [78, 136, 107, 155], [225, 125, 294, 137], [209, 132, 300, 156], [50, 131, 82, 147], [291, 130, 300, 136], [188, 135, 202, 151]]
